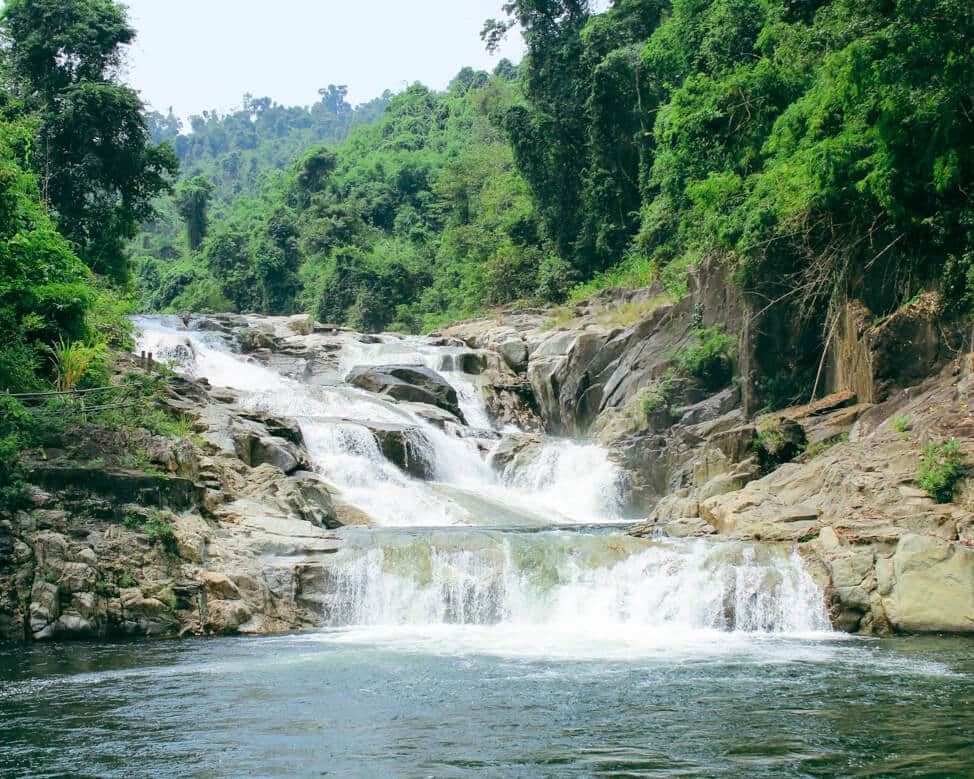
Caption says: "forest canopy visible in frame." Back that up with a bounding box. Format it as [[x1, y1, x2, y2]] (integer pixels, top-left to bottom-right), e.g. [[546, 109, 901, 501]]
[[135, 0, 974, 342]]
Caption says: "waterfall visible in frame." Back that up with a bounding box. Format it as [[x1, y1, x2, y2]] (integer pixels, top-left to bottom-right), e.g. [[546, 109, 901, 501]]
[[132, 315, 832, 641], [132, 316, 628, 527], [320, 531, 832, 637]]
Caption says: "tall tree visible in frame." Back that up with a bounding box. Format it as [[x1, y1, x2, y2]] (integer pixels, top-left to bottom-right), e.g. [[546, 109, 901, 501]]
[[175, 175, 214, 251], [0, 0, 178, 282]]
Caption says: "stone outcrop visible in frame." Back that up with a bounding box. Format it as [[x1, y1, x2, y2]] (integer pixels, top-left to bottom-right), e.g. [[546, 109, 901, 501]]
[[632, 363, 974, 635]]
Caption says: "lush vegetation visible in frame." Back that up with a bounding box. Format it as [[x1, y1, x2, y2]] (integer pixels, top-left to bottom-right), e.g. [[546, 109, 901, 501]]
[[134, 0, 972, 378], [0, 0, 179, 509]]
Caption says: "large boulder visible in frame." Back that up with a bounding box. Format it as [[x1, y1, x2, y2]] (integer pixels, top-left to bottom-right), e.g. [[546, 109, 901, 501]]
[[879, 534, 974, 633], [347, 365, 464, 421]]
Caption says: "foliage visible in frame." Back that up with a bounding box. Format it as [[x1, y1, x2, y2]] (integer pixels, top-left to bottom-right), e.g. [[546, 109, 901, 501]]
[[1, 0, 178, 282], [175, 175, 214, 251], [131, 0, 974, 357], [641, 370, 675, 417], [891, 415, 911, 435], [918, 439, 966, 504], [0, 395, 36, 510], [752, 419, 807, 474], [670, 326, 736, 392], [46, 337, 105, 392]]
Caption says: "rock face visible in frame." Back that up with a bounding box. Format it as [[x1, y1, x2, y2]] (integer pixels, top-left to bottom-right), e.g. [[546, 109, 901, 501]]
[[3, 354, 346, 643], [347, 364, 464, 421], [633, 365, 974, 635]]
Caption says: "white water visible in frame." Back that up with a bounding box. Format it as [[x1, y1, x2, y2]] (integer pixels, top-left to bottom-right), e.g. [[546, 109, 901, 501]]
[[133, 316, 627, 526], [133, 315, 833, 643], [317, 531, 833, 657]]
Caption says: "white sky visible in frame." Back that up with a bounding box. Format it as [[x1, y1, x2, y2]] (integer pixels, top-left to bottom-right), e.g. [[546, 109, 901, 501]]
[[120, 0, 525, 118]]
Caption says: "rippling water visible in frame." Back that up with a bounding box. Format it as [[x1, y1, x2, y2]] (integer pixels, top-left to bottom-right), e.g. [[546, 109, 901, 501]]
[[2, 633, 973, 777]]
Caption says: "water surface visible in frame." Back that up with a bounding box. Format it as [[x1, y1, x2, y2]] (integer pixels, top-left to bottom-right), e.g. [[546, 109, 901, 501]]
[[2, 632, 972, 777]]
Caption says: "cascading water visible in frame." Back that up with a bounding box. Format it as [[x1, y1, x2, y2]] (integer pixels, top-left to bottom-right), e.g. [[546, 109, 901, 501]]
[[132, 315, 833, 642], [317, 530, 832, 655], [133, 315, 628, 527]]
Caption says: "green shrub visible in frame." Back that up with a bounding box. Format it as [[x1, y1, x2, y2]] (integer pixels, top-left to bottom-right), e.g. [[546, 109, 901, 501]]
[[0, 396, 38, 511], [918, 440, 966, 504], [672, 326, 736, 392], [752, 419, 807, 474], [145, 511, 177, 551], [642, 370, 675, 418], [891, 415, 911, 434]]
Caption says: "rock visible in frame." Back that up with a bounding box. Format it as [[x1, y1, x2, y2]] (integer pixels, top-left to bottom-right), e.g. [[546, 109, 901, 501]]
[[29, 581, 60, 636], [59, 561, 99, 593], [347, 364, 464, 421], [287, 314, 314, 336], [489, 434, 542, 472], [280, 472, 340, 528], [232, 428, 308, 474], [28, 467, 203, 512], [205, 599, 252, 633], [173, 514, 210, 563], [237, 328, 278, 353], [499, 339, 529, 373], [881, 534, 974, 633], [365, 422, 436, 480], [200, 571, 241, 600]]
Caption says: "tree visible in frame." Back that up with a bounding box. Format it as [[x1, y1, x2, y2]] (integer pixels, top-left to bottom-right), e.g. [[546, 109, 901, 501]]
[[175, 175, 214, 251], [0, 0, 178, 282]]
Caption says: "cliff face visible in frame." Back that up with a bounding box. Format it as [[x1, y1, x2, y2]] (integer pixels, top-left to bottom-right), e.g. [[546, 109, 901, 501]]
[[1, 339, 347, 642]]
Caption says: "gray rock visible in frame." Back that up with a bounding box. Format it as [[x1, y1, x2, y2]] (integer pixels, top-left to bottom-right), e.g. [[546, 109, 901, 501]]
[[499, 339, 529, 373], [347, 364, 464, 421]]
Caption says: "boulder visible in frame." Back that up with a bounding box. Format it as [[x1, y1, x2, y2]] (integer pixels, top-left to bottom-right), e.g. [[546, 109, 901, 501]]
[[232, 428, 308, 474], [489, 434, 543, 473], [499, 339, 529, 373], [287, 314, 314, 336], [347, 365, 464, 421], [880, 534, 974, 633]]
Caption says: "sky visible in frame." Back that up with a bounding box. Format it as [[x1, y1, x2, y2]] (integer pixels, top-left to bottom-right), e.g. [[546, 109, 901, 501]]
[[121, 0, 526, 119]]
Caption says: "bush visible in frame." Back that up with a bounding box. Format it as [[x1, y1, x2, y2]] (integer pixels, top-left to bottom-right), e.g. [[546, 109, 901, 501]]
[[642, 370, 675, 418], [672, 326, 736, 392], [918, 440, 966, 504], [0, 396, 37, 511], [751, 418, 807, 474]]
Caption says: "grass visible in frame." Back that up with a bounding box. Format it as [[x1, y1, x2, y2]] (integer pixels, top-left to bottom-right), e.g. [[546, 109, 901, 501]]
[[891, 415, 911, 437], [541, 294, 673, 332]]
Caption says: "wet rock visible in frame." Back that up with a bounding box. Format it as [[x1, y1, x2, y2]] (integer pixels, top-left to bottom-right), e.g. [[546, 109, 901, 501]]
[[363, 422, 436, 480], [489, 434, 542, 472], [347, 364, 464, 421]]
